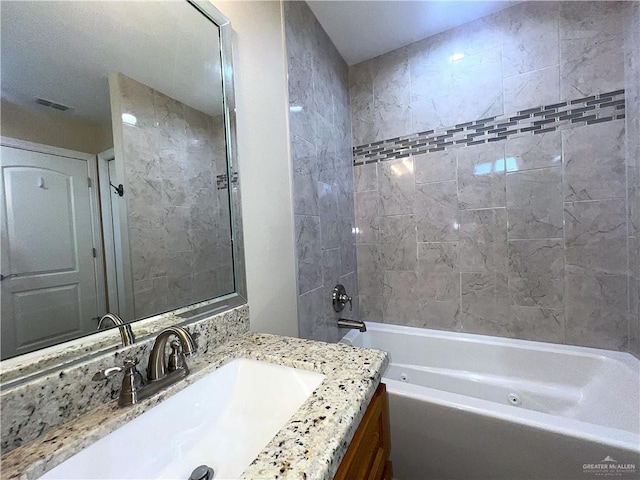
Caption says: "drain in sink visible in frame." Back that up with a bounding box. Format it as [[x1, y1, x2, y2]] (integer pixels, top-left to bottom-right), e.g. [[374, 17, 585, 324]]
[[189, 465, 215, 480]]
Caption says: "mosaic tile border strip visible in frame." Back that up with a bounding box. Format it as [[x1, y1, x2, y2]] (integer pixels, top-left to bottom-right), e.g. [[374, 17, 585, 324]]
[[352, 90, 625, 166]]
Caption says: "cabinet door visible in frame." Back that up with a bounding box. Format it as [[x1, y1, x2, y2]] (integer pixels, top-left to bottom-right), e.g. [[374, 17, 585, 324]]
[[334, 383, 391, 480]]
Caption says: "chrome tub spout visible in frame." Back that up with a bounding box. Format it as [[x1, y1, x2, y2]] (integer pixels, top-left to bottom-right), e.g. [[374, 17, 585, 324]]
[[338, 318, 367, 332]]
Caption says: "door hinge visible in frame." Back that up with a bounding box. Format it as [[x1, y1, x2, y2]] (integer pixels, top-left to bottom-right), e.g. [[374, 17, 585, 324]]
[[87, 177, 92, 188], [92, 248, 97, 258]]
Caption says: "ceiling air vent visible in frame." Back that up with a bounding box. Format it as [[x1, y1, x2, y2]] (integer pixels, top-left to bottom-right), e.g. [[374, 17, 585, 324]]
[[35, 98, 71, 111]]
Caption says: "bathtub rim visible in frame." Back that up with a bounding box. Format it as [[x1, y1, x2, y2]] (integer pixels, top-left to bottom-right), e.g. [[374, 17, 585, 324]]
[[341, 321, 639, 371], [341, 322, 640, 454]]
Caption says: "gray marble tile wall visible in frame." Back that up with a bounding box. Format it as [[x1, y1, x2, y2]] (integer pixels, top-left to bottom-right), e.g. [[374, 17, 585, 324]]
[[284, 2, 357, 343], [115, 74, 234, 320], [351, 2, 639, 353], [350, 2, 629, 146]]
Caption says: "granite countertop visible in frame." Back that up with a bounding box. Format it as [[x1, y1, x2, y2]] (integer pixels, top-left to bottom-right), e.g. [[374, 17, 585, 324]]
[[1, 332, 388, 480]]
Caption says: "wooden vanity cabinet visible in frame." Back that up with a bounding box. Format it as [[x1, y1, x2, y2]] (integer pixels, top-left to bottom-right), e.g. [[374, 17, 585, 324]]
[[334, 383, 392, 480]]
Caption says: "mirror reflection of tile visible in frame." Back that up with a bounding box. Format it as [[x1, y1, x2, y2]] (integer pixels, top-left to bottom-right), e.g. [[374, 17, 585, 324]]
[[113, 73, 234, 320]]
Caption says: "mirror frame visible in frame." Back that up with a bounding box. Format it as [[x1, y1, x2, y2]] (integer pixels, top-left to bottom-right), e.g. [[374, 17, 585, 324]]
[[0, 0, 246, 383]]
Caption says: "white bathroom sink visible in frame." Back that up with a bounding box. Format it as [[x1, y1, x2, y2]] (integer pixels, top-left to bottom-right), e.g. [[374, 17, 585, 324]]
[[41, 358, 325, 479]]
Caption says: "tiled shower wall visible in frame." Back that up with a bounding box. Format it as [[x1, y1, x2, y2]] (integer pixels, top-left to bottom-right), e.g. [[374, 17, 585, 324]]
[[284, 2, 358, 342], [351, 2, 639, 353], [113, 73, 233, 320]]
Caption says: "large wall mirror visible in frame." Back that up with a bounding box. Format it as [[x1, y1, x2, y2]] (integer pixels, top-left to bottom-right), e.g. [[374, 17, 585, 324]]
[[0, 0, 245, 362]]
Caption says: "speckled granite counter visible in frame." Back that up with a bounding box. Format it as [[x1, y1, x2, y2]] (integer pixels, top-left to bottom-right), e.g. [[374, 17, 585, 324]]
[[1, 305, 250, 453], [1, 333, 388, 480]]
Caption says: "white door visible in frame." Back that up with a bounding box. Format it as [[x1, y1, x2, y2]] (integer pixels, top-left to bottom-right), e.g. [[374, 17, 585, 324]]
[[1, 142, 101, 359]]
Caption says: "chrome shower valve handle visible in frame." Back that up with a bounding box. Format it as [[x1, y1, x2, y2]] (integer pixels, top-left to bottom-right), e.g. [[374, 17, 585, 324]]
[[332, 284, 352, 312]]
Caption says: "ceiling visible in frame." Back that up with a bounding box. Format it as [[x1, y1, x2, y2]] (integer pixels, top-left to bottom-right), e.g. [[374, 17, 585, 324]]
[[1, 1, 223, 126], [307, 0, 518, 65], [1, 1, 519, 127]]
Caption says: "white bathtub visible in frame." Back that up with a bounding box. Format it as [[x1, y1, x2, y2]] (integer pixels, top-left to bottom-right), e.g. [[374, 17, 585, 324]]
[[341, 322, 640, 480]]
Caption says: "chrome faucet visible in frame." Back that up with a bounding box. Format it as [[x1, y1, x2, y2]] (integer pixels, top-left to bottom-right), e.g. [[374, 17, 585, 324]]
[[97, 313, 135, 346], [338, 318, 367, 332], [92, 326, 197, 407], [147, 326, 197, 380]]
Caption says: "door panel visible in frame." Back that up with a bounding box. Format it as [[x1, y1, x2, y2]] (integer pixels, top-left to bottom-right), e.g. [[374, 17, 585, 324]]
[[14, 284, 81, 345], [5, 167, 77, 273], [1, 144, 100, 359]]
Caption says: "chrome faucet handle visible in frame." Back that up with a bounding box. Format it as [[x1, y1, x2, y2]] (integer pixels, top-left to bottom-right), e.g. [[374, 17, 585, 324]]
[[92, 366, 123, 381], [168, 340, 184, 372], [91, 358, 138, 381], [332, 284, 353, 312]]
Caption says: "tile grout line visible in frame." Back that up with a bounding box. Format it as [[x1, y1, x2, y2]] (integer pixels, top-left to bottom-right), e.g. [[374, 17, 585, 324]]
[[457, 148, 464, 332], [560, 126, 568, 346], [624, 96, 632, 352]]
